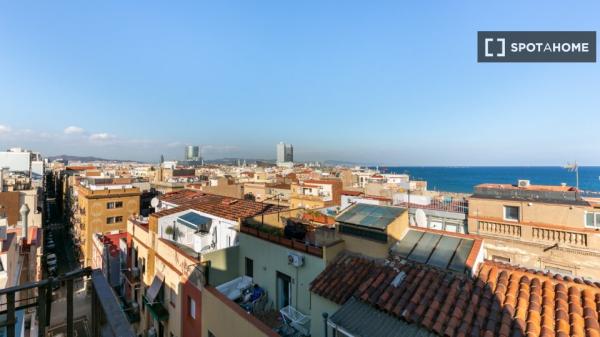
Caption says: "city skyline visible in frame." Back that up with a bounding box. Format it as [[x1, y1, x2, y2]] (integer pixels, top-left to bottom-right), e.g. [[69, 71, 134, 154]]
[[1, 1, 599, 165]]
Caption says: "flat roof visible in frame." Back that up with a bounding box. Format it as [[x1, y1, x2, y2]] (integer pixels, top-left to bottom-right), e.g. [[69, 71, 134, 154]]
[[336, 203, 405, 230]]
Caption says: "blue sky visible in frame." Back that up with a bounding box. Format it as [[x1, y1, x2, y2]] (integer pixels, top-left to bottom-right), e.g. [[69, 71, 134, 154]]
[[0, 1, 598, 165]]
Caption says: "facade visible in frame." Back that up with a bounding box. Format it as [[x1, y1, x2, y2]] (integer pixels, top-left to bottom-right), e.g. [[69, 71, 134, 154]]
[[185, 145, 200, 161], [202, 208, 346, 337], [0, 147, 45, 178], [290, 179, 343, 209], [276, 142, 293, 164], [127, 190, 285, 337], [74, 178, 140, 267], [468, 181, 600, 279]]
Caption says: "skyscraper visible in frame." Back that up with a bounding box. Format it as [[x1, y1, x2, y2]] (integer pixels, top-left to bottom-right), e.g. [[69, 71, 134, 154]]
[[185, 145, 200, 161], [276, 142, 293, 163]]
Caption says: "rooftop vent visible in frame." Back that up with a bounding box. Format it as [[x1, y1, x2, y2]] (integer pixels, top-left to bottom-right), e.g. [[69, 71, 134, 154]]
[[391, 271, 407, 288]]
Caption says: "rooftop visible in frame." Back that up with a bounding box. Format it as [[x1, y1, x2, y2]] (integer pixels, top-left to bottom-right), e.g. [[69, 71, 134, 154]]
[[391, 230, 481, 273], [472, 182, 589, 206], [311, 253, 600, 337], [336, 203, 406, 230], [155, 190, 287, 222]]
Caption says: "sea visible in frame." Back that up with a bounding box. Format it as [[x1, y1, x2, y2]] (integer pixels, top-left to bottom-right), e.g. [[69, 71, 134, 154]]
[[376, 166, 600, 194]]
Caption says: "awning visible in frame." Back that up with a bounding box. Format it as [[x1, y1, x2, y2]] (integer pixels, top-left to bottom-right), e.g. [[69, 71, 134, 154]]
[[143, 296, 169, 322], [328, 297, 436, 337], [145, 273, 165, 303]]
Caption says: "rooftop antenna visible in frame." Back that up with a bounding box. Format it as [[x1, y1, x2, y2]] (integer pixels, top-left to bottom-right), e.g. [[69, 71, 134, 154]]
[[564, 161, 579, 190]]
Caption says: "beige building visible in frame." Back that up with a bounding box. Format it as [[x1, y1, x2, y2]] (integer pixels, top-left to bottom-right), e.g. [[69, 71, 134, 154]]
[[468, 181, 600, 279], [289, 179, 342, 209], [75, 178, 140, 267]]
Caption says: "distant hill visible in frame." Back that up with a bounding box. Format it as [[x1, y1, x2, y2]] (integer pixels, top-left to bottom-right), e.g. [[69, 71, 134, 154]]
[[47, 154, 134, 163]]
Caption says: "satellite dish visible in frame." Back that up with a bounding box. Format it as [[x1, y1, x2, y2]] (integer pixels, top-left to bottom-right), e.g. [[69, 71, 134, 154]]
[[150, 197, 160, 208], [415, 209, 427, 228]]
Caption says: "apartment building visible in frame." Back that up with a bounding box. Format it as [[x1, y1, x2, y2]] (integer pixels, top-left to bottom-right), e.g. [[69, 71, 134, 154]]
[[74, 177, 140, 267], [202, 208, 345, 337], [201, 202, 484, 337], [468, 180, 600, 279], [126, 190, 285, 337], [290, 179, 342, 209]]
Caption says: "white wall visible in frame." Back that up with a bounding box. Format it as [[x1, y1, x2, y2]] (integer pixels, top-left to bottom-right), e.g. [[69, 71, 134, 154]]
[[0, 152, 30, 173], [157, 210, 238, 253]]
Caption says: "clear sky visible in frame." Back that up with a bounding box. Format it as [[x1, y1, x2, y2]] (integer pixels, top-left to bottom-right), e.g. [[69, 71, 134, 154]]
[[0, 1, 598, 165]]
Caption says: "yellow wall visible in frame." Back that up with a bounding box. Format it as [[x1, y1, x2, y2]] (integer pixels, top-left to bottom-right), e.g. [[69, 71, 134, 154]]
[[338, 210, 408, 259], [78, 186, 140, 267], [468, 197, 591, 229]]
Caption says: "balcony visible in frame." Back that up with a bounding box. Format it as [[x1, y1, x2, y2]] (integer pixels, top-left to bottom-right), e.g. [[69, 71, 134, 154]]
[[477, 220, 522, 238], [0, 268, 136, 337], [532, 227, 588, 248], [396, 198, 468, 214], [240, 223, 324, 257], [214, 276, 309, 336]]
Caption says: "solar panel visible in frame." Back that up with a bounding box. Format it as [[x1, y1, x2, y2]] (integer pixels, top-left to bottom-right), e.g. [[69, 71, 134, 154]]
[[392, 230, 424, 257], [448, 239, 474, 273], [336, 204, 405, 229], [428, 236, 461, 269], [408, 233, 441, 264]]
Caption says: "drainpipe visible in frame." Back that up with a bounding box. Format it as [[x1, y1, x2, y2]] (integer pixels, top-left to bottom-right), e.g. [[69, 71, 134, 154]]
[[322, 312, 329, 337]]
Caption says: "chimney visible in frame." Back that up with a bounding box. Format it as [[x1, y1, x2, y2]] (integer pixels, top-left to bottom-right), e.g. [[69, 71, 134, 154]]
[[20, 204, 30, 241]]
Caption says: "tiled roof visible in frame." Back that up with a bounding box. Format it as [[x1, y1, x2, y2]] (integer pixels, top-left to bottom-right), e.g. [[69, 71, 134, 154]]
[[341, 190, 363, 196], [155, 190, 286, 221], [311, 253, 600, 337]]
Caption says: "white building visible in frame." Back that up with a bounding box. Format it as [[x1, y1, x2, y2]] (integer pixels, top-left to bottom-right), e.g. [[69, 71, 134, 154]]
[[0, 148, 44, 178], [157, 209, 237, 254]]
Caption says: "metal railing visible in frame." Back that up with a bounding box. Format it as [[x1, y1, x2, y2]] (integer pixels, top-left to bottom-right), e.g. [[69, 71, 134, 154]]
[[0, 268, 135, 337], [396, 199, 469, 214]]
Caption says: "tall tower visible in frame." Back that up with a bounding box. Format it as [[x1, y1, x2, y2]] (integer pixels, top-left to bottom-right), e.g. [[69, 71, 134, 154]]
[[276, 142, 285, 163], [185, 145, 200, 161], [284, 144, 293, 162]]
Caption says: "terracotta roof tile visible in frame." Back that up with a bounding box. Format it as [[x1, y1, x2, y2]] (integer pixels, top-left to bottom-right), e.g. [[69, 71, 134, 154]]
[[310, 254, 600, 337], [155, 190, 286, 221]]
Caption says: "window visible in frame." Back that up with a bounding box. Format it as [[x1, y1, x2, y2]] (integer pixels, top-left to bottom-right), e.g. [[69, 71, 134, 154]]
[[188, 296, 196, 319], [585, 212, 600, 228], [107, 201, 123, 209], [245, 257, 254, 278], [503, 206, 519, 221], [106, 216, 123, 224]]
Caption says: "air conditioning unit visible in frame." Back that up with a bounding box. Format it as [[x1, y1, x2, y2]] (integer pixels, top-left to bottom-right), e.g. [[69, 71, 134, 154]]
[[287, 252, 304, 267], [518, 180, 530, 188], [131, 267, 140, 278]]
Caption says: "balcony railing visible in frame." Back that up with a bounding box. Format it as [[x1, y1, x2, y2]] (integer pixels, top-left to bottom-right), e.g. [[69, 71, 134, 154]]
[[532, 227, 588, 247], [477, 220, 522, 238], [0, 268, 136, 337], [240, 223, 324, 257], [396, 199, 468, 214]]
